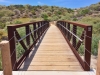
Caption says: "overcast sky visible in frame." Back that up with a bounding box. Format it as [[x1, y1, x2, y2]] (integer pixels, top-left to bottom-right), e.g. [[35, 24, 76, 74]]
[[0, 0, 100, 8]]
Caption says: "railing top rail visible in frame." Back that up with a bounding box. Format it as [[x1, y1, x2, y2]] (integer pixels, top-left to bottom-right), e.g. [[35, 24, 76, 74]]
[[58, 20, 91, 28], [7, 21, 48, 28]]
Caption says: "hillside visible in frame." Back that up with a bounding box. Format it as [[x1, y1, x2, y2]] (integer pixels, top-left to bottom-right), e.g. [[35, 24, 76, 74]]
[[0, 5, 74, 26], [0, 5, 74, 40], [73, 2, 100, 20]]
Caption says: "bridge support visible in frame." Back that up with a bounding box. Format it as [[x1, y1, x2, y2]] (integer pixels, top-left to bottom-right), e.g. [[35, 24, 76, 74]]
[[0, 41, 12, 75], [96, 41, 100, 75]]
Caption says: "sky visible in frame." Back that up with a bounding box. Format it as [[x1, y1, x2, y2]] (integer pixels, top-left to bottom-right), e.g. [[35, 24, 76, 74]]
[[0, 0, 100, 8]]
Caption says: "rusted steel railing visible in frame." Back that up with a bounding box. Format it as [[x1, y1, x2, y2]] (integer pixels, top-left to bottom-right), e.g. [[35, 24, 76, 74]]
[[57, 21, 92, 71], [7, 21, 49, 70]]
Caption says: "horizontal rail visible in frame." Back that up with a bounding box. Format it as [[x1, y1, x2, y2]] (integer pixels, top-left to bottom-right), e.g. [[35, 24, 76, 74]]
[[59, 20, 91, 28], [8, 21, 44, 28]]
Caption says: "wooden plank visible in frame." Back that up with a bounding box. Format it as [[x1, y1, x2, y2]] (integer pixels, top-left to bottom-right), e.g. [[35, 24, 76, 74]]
[[36, 50, 72, 52], [37, 46, 71, 49], [40, 43, 67, 45], [38, 46, 71, 50], [24, 61, 80, 66], [34, 53, 74, 56], [25, 56, 78, 62], [22, 66, 83, 71]]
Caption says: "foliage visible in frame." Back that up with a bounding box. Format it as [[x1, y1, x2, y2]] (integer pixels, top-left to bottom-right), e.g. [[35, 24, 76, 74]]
[[76, 9, 91, 17], [73, 18, 78, 21], [0, 9, 14, 17], [14, 20, 22, 24], [92, 35, 100, 56], [13, 18, 32, 23], [67, 8, 74, 13], [0, 29, 7, 41], [89, 2, 100, 11], [41, 13, 49, 21], [78, 16, 100, 56], [0, 22, 6, 29]]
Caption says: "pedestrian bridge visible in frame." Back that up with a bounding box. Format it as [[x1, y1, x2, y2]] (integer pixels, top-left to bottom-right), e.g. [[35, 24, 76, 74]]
[[0, 21, 98, 75]]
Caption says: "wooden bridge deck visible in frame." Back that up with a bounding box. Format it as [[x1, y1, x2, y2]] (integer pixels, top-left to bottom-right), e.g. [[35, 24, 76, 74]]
[[19, 24, 83, 71]]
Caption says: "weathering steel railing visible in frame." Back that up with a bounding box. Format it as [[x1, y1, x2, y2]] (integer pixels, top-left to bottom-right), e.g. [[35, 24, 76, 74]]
[[57, 21, 92, 71], [7, 21, 49, 70]]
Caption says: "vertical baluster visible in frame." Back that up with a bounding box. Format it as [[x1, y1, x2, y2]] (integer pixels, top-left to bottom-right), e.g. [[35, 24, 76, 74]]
[[38, 22, 40, 36], [41, 21, 43, 35], [72, 25, 77, 47], [62, 22, 64, 33], [57, 22, 59, 28], [84, 26, 92, 71], [43, 21, 45, 33], [45, 21, 47, 30], [64, 22, 66, 36], [37, 22, 39, 39], [7, 26, 17, 70], [44, 21, 46, 31], [59, 22, 60, 28], [67, 23, 70, 40], [26, 25, 30, 46], [39, 22, 41, 36], [60, 21, 61, 30], [66, 23, 68, 38], [60, 22, 62, 31], [33, 23, 36, 42], [75, 31, 85, 50]]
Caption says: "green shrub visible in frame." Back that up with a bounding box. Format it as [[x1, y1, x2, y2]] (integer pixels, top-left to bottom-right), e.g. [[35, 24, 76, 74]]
[[0, 9, 14, 17], [41, 14, 49, 21], [14, 20, 22, 24], [92, 35, 100, 56], [0, 29, 7, 41], [0, 22, 6, 29], [73, 18, 78, 21]]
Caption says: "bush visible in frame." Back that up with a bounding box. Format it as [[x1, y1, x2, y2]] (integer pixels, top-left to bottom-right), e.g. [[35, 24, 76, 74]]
[[48, 16, 59, 21], [14, 20, 22, 24], [1, 17, 12, 22], [0, 22, 6, 29], [81, 9, 90, 15], [92, 35, 100, 56], [73, 18, 78, 21], [41, 14, 49, 21], [0, 9, 14, 17], [0, 29, 7, 41]]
